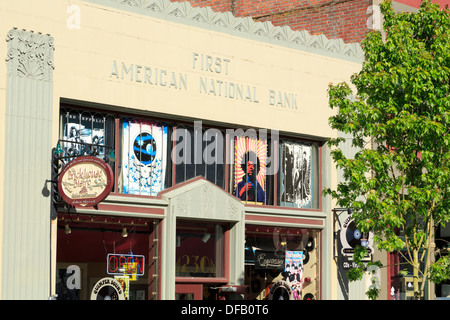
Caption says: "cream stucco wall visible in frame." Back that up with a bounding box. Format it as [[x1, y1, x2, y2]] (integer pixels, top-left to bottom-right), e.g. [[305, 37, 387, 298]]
[[0, 0, 362, 299], [1, 0, 361, 138]]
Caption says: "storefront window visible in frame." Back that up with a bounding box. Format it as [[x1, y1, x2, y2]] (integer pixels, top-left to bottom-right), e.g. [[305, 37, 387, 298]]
[[174, 125, 225, 189], [56, 214, 159, 300], [59, 108, 115, 162], [389, 250, 428, 300], [245, 225, 320, 300], [176, 222, 225, 278], [278, 140, 320, 209], [230, 134, 273, 205], [120, 118, 171, 196], [59, 106, 321, 210], [435, 223, 450, 299]]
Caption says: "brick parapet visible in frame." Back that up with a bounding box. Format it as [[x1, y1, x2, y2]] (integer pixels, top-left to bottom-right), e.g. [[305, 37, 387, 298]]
[[169, 0, 372, 43]]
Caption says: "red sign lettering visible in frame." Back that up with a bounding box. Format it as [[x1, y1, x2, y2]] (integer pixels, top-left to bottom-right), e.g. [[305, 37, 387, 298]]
[[107, 253, 145, 276]]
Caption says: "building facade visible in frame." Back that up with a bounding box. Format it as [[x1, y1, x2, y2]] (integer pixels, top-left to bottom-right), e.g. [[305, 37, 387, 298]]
[[169, 0, 373, 43], [167, 0, 443, 44], [1, 0, 374, 300]]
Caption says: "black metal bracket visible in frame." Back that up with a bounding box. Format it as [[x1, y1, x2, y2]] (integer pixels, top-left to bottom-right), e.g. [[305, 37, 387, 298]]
[[332, 207, 353, 261]]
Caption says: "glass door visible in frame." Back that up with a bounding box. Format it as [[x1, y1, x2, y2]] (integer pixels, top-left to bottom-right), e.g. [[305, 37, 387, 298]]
[[175, 284, 203, 300]]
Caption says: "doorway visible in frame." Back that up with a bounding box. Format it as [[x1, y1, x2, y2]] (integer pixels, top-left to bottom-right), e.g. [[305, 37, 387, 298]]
[[56, 213, 158, 300], [175, 284, 203, 300]]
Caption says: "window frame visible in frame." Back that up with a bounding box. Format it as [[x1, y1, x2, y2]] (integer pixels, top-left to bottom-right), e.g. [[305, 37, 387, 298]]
[[175, 220, 230, 282], [59, 105, 323, 211]]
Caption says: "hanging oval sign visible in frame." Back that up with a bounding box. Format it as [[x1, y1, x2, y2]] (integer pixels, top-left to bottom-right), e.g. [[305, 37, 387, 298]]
[[58, 156, 114, 207]]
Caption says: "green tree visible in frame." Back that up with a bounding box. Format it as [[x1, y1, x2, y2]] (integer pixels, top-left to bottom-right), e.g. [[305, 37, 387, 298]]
[[325, 0, 450, 299]]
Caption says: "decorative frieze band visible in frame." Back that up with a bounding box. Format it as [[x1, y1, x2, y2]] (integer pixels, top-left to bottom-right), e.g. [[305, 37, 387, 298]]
[[106, 0, 364, 61], [6, 28, 55, 81]]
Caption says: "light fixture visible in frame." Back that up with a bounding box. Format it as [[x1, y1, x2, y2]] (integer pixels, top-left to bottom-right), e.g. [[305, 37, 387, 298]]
[[65, 223, 71, 235], [108, 150, 116, 162], [121, 227, 128, 238], [202, 231, 211, 243], [54, 142, 64, 155]]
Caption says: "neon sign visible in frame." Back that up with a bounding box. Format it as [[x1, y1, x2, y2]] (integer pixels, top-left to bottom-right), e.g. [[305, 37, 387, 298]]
[[107, 253, 145, 277]]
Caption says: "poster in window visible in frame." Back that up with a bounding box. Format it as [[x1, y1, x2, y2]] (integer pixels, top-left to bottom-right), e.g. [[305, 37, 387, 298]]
[[233, 136, 267, 204], [285, 251, 304, 300], [62, 114, 106, 159], [280, 142, 312, 208], [122, 120, 167, 196], [114, 276, 130, 300]]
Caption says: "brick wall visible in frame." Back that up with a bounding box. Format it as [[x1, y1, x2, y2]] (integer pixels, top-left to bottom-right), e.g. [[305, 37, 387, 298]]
[[169, 0, 373, 43], [249, 0, 373, 44]]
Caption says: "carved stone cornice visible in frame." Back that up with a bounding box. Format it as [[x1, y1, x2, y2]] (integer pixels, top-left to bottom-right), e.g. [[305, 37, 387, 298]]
[[104, 0, 364, 61], [6, 28, 55, 81]]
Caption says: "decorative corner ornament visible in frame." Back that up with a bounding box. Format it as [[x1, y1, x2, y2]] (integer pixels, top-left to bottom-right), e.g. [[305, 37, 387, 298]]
[[6, 27, 55, 80]]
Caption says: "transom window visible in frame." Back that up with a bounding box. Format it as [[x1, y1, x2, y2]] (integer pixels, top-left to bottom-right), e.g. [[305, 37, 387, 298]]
[[59, 106, 321, 209]]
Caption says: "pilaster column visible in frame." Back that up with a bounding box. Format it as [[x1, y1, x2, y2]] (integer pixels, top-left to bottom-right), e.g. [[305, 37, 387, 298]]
[[2, 28, 54, 299]]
